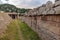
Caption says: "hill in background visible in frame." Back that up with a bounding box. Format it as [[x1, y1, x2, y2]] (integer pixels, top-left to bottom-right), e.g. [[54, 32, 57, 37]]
[[0, 4, 31, 13]]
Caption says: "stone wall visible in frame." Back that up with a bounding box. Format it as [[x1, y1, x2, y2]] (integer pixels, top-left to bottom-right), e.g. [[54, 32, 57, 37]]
[[20, 0, 60, 40], [0, 12, 12, 37]]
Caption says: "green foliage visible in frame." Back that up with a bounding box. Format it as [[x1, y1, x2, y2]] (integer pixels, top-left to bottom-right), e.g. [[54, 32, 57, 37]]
[[0, 4, 17, 12], [0, 20, 41, 40], [18, 20, 41, 40], [0, 4, 31, 13]]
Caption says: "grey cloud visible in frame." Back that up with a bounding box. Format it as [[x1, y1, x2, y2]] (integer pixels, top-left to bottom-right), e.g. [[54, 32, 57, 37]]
[[20, 0, 41, 6], [20, 0, 55, 8], [0, 0, 55, 8], [0, 0, 3, 4]]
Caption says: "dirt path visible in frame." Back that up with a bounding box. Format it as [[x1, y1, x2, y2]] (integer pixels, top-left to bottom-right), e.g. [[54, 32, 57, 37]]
[[15, 20, 24, 40]]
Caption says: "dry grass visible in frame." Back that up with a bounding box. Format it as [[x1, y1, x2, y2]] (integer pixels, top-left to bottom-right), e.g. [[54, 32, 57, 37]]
[[0, 20, 20, 40]]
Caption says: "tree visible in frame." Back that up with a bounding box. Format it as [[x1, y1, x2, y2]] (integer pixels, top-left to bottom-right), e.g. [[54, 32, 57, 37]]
[[0, 4, 31, 13]]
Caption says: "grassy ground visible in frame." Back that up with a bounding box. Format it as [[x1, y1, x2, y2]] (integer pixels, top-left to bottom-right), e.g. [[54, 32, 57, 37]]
[[0, 20, 41, 40], [0, 20, 20, 40], [18, 20, 41, 40]]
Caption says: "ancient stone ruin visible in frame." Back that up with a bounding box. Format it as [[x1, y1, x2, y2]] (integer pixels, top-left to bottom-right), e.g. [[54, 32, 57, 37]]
[[0, 12, 12, 37], [20, 0, 60, 40]]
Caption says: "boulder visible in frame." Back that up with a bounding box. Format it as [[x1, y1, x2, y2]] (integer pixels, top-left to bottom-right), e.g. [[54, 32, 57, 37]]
[[38, 7, 46, 14], [54, 1, 60, 6], [54, 6, 60, 14], [46, 1, 53, 9], [42, 11, 47, 15], [47, 9, 55, 14]]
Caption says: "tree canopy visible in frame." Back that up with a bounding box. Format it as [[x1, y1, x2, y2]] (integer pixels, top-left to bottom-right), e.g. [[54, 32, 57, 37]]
[[0, 4, 31, 13]]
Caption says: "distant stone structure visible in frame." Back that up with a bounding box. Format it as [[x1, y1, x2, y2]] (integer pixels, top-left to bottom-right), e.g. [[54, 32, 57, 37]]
[[20, 0, 60, 40], [6, 12, 20, 19], [8, 12, 18, 19]]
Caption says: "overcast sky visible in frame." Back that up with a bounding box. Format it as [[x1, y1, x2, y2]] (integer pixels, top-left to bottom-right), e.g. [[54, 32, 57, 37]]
[[0, 0, 55, 9]]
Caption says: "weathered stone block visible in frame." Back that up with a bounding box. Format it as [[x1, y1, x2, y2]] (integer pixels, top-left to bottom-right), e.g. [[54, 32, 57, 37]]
[[38, 7, 46, 14], [54, 6, 60, 14], [47, 9, 55, 14], [46, 1, 53, 9], [55, 1, 60, 6]]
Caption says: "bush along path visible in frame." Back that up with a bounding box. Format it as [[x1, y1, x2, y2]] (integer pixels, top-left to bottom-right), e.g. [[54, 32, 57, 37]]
[[0, 20, 41, 40]]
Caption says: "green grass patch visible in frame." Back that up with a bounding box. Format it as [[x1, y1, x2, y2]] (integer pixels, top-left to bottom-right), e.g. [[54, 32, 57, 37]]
[[18, 20, 41, 40], [0, 20, 20, 40], [0, 20, 41, 40]]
